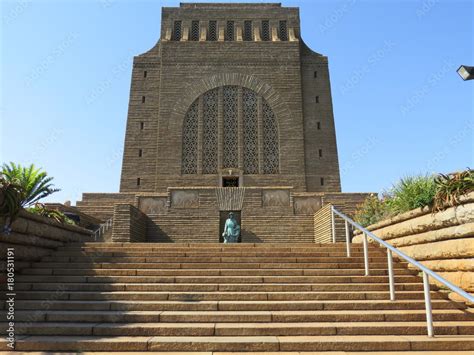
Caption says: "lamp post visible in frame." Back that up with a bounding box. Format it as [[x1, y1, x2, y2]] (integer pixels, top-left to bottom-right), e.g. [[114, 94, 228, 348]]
[[457, 65, 474, 81]]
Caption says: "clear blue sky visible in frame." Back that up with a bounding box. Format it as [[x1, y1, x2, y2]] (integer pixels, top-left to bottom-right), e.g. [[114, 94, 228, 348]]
[[1, 0, 473, 204]]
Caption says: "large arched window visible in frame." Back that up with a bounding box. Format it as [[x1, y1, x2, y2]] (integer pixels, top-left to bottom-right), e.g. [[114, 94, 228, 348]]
[[182, 86, 279, 175]]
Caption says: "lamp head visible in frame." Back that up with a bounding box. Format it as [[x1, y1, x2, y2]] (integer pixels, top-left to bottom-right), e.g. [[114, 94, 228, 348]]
[[457, 65, 474, 81]]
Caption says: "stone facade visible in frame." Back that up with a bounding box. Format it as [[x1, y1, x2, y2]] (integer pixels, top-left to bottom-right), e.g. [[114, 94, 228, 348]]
[[119, 3, 340, 193], [75, 3, 370, 243]]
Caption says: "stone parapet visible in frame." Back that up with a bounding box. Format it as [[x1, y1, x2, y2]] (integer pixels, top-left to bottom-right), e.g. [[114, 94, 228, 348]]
[[111, 204, 148, 243], [353, 192, 474, 294], [0, 210, 92, 271]]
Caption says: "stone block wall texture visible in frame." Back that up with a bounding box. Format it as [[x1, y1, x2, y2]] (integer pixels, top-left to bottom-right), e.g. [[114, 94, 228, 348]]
[[0, 210, 92, 272], [312, 193, 373, 243], [111, 204, 148, 243], [77, 189, 369, 244], [119, 3, 341, 193], [314, 204, 333, 243], [144, 187, 314, 243], [353, 192, 474, 294], [44, 203, 102, 230], [76, 193, 137, 222]]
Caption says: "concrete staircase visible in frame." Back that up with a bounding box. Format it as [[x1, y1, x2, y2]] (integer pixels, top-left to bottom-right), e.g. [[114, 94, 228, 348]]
[[2, 242, 474, 352]]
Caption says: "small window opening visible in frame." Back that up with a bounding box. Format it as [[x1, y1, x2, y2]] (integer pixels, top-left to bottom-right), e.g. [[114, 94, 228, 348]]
[[143, 70, 147, 78], [279, 20, 288, 41], [208, 20, 217, 41], [225, 21, 234, 41], [137, 178, 141, 186], [138, 149, 143, 157], [319, 149, 323, 158], [243, 20, 252, 41], [320, 177, 324, 186], [140, 122, 144, 130], [141, 96, 146, 103], [172, 20, 182, 41], [261, 20, 270, 41], [191, 20, 200, 41]]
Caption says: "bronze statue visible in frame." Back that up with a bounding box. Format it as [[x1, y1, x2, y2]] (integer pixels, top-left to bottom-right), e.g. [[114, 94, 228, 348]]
[[222, 212, 240, 243]]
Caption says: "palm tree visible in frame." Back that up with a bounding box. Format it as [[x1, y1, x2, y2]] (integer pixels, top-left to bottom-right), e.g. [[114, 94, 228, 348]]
[[1, 162, 60, 208]]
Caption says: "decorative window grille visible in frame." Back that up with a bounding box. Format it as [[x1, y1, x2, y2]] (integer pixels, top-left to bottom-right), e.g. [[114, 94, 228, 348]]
[[181, 99, 199, 174], [279, 20, 288, 41], [181, 86, 279, 176], [172, 20, 182, 41], [191, 20, 200, 41], [208, 21, 217, 41], [225, 21, 234, 41], [243, 88, 259, 174], [261, 20, 270, 41], [223, 86, 238, 168], [262, 101, 279, 174], [202, 88, 218, 174], [243, 20, 252, 41]]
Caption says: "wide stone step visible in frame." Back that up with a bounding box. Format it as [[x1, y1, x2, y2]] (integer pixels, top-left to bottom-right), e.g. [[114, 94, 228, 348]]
[[39, 256, 393, 263], [6, 334, 474, 352], [51, 250, 384, 257], [5, 309, 473, 323], [7, 321, 474, 337], [15, 275, 421, 284], [12, 290, 449, 301], [10, 299, 463, 312], [30, 261, 408, 269], [19, 267, 416, 277], [59, 245, 382, 252], [14, 282, 427, 292]]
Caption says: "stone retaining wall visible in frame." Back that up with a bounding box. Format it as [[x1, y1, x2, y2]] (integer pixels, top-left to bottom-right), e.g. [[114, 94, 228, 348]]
[[314, 204, 332, 243], [313, 193, 372, 244], [353, 192, 474, 294], [111, 204, 148, 243], [0, 210, 92, 271]]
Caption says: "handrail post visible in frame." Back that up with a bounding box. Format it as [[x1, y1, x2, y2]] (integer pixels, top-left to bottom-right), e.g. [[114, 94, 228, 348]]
[[345, 220, 351, 257], [330, 206, 336, 243], [423, 271, 434, 337], [387, 249, 395, 301], [330, 206, 474, 306], [363, 232, 369, 276]]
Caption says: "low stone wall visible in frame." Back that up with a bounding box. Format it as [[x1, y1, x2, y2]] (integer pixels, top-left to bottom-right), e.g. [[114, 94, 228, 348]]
[[111, 204, 148, 242], [0, 210, 92, 271], [76, 192, 137, 222], [81, 189, 372, 243], [314, 204, 332, 243], [44, 203, 102, 230], [353, 192, 474, 294], [313, 193, 373, 244]]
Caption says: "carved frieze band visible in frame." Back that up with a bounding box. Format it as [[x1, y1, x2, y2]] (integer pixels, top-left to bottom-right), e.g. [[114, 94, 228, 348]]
[[215, 187, 246, 211]]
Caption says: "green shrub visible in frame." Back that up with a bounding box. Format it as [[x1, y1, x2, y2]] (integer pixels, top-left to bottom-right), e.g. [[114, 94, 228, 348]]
[[0, 175, 25, 232], [354, 170, 472, 228], [433, 168, 474, 212], [28, 203, 76, 225], [1, 162, 59, 208], [354, 194, 391, 227], [387, 175, 437, 214]]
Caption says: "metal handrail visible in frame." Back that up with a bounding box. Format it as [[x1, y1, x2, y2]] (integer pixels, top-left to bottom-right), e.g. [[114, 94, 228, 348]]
[[93, 217, 113, 241], [330, 205, 474, 337]]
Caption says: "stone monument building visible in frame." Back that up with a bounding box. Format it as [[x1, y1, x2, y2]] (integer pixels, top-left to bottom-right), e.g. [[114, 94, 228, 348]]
[[120, 2, 340, 193], [77, 3, 369, 243]]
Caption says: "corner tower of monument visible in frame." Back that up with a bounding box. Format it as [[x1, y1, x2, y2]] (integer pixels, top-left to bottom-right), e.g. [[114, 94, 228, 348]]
[[119, 2, 341, 193]]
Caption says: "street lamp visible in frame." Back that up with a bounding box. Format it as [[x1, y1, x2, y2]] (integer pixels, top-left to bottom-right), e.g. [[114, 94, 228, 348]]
[[457, 65, 474, 81]]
